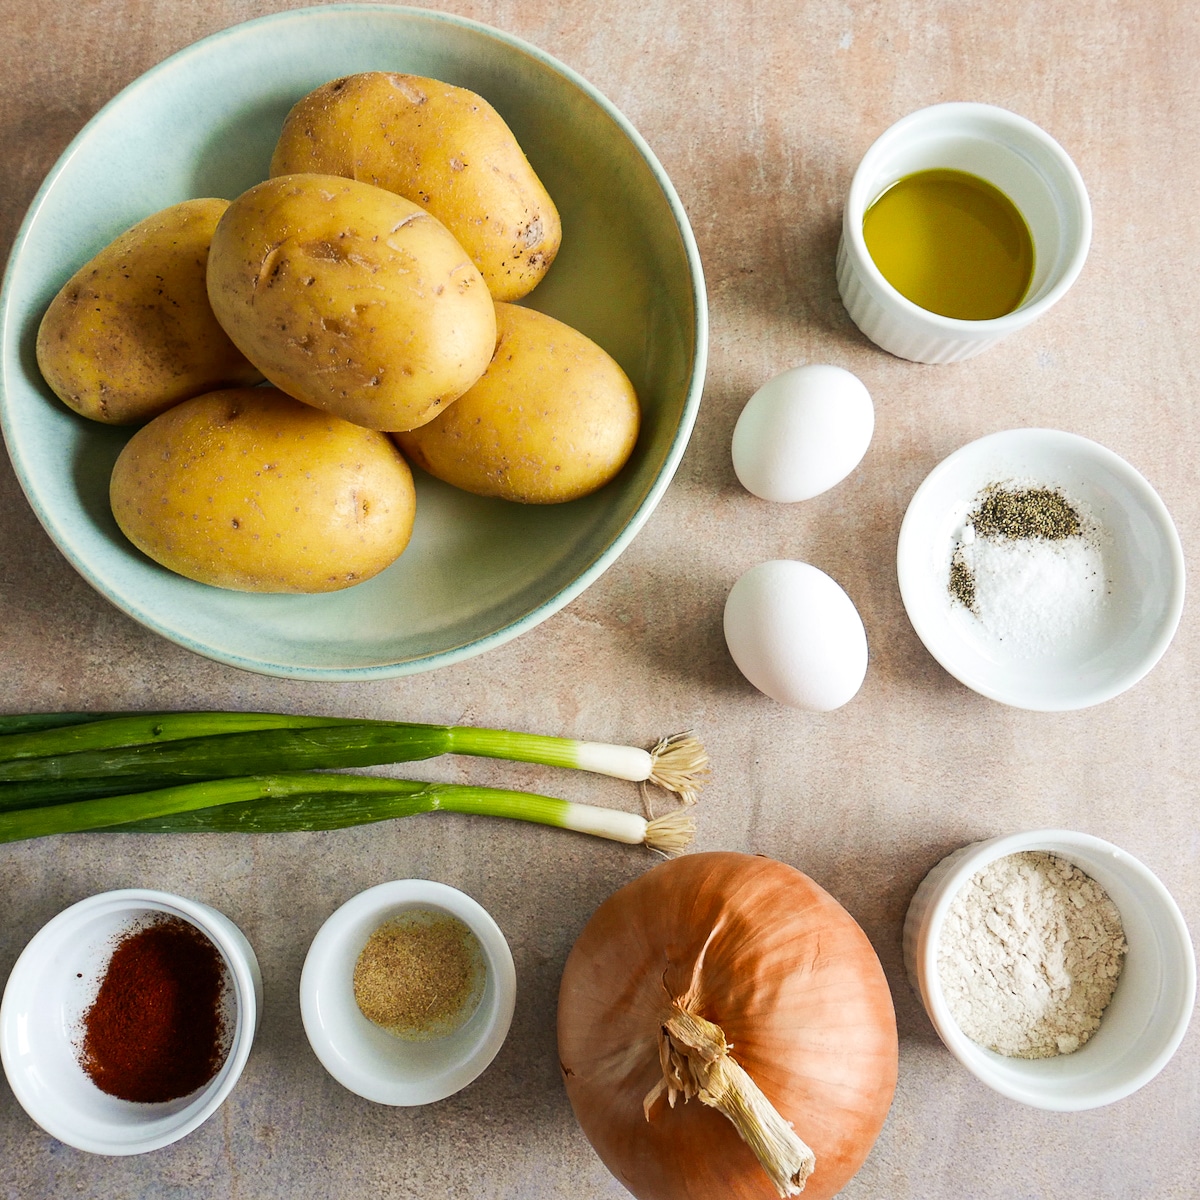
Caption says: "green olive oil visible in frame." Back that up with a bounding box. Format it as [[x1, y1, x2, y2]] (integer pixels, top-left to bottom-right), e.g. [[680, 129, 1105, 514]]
[[862, 169, 1035, 320]]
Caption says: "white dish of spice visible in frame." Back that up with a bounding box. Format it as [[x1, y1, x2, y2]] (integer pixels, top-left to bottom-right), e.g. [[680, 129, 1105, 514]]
[[903, 829, 1196, 1111], [300, 879, 516, 1106], [897, 428, 1184, 710], [0, 889, 261, 1154]]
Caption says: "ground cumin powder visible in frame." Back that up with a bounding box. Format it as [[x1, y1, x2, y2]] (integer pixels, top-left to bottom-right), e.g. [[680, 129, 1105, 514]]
[[353, 910, 486, 1041]]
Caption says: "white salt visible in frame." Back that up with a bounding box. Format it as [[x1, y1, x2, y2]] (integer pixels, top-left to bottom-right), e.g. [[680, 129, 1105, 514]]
[[957, 535, 1107, 657]]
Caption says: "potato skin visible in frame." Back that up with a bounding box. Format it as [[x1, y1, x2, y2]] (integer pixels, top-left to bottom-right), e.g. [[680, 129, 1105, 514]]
[[270, 73, 561, 302], [206, 174, 497, 432], [395, 303, 639, 504], [110, 387, 416, 593], [36, 198, 262, 424]]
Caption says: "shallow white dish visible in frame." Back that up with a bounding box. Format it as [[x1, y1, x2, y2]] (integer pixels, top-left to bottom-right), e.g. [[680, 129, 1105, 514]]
[[0, 4, 706, 679], [0, 889, 262, 1155], [903, 829, 1196, 1111], [300, 879, 516, 1106], [896, 428, 1184, 710]]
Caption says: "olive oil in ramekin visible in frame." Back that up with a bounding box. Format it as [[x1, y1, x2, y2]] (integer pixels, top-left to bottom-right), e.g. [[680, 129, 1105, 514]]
[[862, 169, 1034, 321]]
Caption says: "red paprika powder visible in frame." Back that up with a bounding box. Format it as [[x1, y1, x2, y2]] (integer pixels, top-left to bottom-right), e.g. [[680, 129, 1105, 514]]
[[79, 915, 230, 1103]]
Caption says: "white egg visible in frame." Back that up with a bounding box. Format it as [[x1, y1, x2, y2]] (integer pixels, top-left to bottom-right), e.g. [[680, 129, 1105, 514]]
[[723, 560, 868, 711], [731, 363, 874, 502]]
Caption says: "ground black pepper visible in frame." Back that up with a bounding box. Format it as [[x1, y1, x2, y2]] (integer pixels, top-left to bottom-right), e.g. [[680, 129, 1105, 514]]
[[948, 548, 976, 610], [971, 485, 1081, 541]]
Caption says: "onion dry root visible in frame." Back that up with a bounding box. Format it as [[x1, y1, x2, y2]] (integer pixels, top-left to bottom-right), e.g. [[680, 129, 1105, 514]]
[[647, 1004, 815, 1196]]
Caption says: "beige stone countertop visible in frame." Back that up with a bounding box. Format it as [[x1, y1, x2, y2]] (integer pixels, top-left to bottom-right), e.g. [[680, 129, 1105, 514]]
[[1, 1, 1197, 1196]]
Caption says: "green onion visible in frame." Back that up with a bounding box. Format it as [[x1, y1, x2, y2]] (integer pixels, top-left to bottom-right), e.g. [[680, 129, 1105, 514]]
[[0, 713, 118, 737], [0, 777, 169, 814], [0, 773, 695, 856], [0, 713, 708, 807], [0, 712, 367, 764]]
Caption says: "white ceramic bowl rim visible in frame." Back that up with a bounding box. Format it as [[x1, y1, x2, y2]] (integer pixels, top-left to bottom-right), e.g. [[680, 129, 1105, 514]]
[[299, 879, 517, 1106], [915, 830, 1196, 1111], [0, 888, 260, 1155], [0, 3, 709, 680], [896, 427, 1186, 711], [842, 101, 1092, 333]]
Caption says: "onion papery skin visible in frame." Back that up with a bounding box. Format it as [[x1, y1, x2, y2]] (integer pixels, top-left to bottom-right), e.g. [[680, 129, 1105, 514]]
[[557, 852, 898, 1200]]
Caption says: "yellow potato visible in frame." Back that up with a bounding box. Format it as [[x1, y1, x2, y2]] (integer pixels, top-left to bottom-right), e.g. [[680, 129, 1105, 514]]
[[395, 303, 639, 504], [270, 73, 561, 302], [35, 198, 262, 424], [206, 173, 497, 432], [110, 387, 416, 593]]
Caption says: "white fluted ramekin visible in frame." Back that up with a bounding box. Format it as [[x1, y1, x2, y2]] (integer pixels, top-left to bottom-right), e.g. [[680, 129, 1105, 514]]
[[838, 102, 1091, 363]]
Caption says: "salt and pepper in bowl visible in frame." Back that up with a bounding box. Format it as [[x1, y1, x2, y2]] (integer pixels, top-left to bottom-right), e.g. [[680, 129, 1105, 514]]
[[897, 428, 1185, 710]]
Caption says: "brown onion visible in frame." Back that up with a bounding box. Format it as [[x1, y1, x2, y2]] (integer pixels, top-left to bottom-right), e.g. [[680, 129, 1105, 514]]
[[557, 852, 898, 1199]]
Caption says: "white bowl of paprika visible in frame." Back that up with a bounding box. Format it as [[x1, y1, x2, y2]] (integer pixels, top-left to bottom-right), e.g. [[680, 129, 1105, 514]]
[[0, 888, 262, 1154]]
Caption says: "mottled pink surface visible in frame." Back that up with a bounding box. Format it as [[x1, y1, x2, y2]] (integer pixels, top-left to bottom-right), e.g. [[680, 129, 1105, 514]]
[[1, 1, 1196, 1196]]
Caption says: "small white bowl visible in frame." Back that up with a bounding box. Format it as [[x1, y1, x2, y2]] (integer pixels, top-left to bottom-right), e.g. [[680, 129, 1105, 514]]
[[300, 880, 516, 1105], [897, 428, 1185, 710], [903, 830, 1196, 1111], [837, 102, 1091, 362], [0, 889, 262, 1155]]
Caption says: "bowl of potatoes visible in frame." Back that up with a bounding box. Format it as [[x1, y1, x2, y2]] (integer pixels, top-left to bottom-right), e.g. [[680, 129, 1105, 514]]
[[0, 4, 706, 677]]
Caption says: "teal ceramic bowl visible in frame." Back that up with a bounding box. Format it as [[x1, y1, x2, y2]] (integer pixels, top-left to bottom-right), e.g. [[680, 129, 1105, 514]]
[[0, 5, 706, 679]]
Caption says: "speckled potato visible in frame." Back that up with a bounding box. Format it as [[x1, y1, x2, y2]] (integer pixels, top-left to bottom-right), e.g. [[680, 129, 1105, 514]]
[[270, 73, 562, 302], [109, 387, 416, 592], [206, 174, 497, 432], [394, 303, 639, 503], [35, 198, 262, 424]]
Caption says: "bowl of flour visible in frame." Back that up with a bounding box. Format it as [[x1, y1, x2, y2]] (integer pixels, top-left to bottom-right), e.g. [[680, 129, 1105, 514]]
[[903, 829, 1195, 1110], [897, 428, 1184, 710]]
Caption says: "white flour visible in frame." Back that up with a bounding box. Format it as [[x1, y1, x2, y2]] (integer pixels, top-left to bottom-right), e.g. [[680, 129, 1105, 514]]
[[937, 851, 1127, 1058]]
